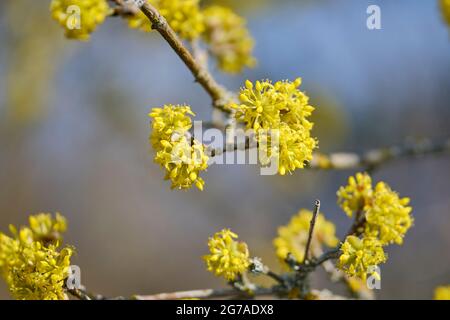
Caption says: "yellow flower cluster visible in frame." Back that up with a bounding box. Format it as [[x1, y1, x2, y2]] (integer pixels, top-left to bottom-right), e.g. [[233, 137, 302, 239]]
[[434, 285, 450, 300], [338, 172, 413, 245], [337, 172, 373, 217], [28, 213, 67, 243], [229, 78, 317, 175], [337, 172, 413, 280], [338, 235, 386, 281], [127, 0, 205, 40], [273, 209, 338, 264], [441, 0, 450, 27], [365, 182, 413, 245], [203, 229, 250, 281], [50, 0, 111, 40], [202, 6, 256, 74], [149, 105, 209, 190], [0, 213, 73, 300]]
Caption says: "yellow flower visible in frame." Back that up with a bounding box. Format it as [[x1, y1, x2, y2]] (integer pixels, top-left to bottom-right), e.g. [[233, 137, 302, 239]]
[[441, 0, 450, 27], [276, 78, 315, 130], [0, 213, 73, 300], [434, 285, 450, 300], [202, 6, 256, 74], [149, 105, 209, 190], [337, 172, 373, 217], [338, 235, 386, 281], [203, 229, 250, 281], [127, 0, 204, 40], [346, 277, 366, 292], [154, 135, 209, 190], [28, 213, 67, 243], [229, 78, 317, 175], [149, 104, 194, 150], [273, 209, 338, 263], [259, 123, 317, 175], [8, 243, 73, 300], [230, 80, 281, 131], [230, 78, 315, 131], [364, 182, 413, 245], [50, 0, 111, 40]]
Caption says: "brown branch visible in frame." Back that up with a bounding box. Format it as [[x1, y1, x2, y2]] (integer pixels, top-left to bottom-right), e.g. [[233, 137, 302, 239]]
[[66, 286, 104, 300], [133, 287, 348, 300], [303, 200, 320, 263], [308, 137, 450, 171], [207, 136, 450, 170], [127, 1, 231, 111], [134, 287, 276, 300]]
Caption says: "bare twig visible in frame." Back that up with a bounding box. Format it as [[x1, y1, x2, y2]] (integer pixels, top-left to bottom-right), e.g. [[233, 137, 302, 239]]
[[118, 1, 231, 111], [309, 137, 450, 171], [265, 271, 286, 286], [134, 287, 276, 300], [208, 137, 450, 170], [207, 136, 254, 157], [66, 286, 103, 300], [303, 200, 320, 263]]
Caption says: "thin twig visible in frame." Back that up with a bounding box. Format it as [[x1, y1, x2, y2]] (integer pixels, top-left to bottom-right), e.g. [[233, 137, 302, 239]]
[[309, 137, 450, 171], [303, 200, 320, 263], [130, 1, 231, 111], [134, 287, 276, 300], [207, 136, 253, 157], [266, 270, 287, 286], [208, 137, 450, 170], [67, 287, 94, 300]]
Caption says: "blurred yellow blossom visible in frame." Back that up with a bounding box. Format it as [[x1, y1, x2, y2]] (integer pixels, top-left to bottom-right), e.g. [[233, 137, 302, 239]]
[[203, 6, 256, 73], [203, 229, 250, 281], [0, 214, 73, 300], [337, 172, 373, 217], [434, 285, 450, 300], [273, 209, 338, 264], [441, 0, 450, 27], [127, 0, 204, 40], [338, 235, 386, 281], [28, 213, 67, 243], [365, 182, 413, 245], [50, 0, 111, 40]]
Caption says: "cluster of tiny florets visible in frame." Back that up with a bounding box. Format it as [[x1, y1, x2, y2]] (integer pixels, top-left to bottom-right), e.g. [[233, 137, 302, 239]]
[[273, 209, 338, 264], [149, 105, 209, 190], [337, 173, 413, 281], [338, 235, 386, 282], [203, 229, 250, 281], [202, 6, 256, 74], [364, 182, 413, 245], [229, 78, 317, 175], [50, 0, 111, 40], [0, 213, 73, 300], [337, 172, 373, 217], [127, 0, 205, 40]]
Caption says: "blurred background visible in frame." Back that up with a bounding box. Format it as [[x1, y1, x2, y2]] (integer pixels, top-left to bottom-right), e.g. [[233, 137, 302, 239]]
[[0, 0, 449, 299]]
